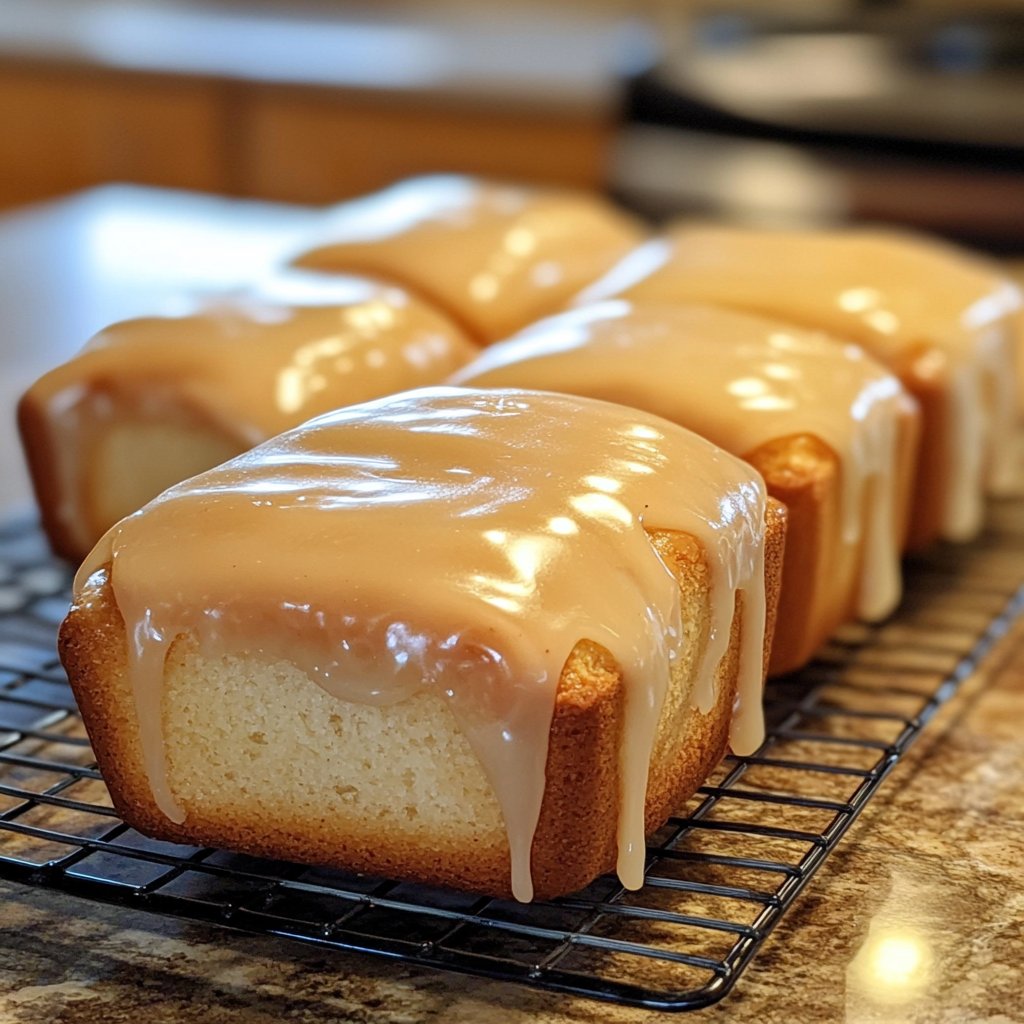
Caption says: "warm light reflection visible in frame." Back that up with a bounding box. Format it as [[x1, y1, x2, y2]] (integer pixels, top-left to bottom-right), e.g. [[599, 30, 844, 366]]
[[507, 537, 545, 586], [864, 309, 900, 335], [741, 395, 796, 411], [836, 287, 901, 336], [838, 286, 882, 313], [548, 517, 578, 535], [504, 227, 536, 257], [346, 299, 397, 336], [584, 475, 622, 493], [767, 331, 798, 350], [850, 375, 902, 421], [259, 453, 399, 469], [574, 238, 672, 306], [402, 333, 452, 369], [962, 281, 1022, 329], [531, 261, 563, 288], [470, 273, 499, 302], [726, 376, 768, 398], [276, 333, 357, 414], [467, 222, 552, 307], [469, 532, 558, 614], [571, 492, 634, 527], [629, 424, 661, 440], [873, 936, 925, 986], [849, 925, 932, 1006], [448, 304, 632, 384], [912, 348, 948, 381], [273, 299, 406, 415], [763, 362, 800, 381], [618, 461, 655, 475]]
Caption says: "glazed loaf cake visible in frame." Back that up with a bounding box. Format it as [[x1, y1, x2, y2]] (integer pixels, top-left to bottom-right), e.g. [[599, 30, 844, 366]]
[[452, 302, 919, 675], [19, 271, 478, 562], [60, 388, 785, 901], [291, 175, 647, 344], [577, 224, 1022, 548]]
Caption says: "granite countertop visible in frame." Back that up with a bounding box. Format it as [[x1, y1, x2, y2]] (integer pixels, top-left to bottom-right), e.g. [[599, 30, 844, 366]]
[[2, 611, 1023, 1024]]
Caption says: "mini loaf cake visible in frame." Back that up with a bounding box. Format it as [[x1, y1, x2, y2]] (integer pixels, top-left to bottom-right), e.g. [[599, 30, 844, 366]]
[[452, 302, 919, 675], [60, 388, 786, 901], [19, 271, 478, 563], [290, 175, 647, 344], [577, 225, 1022, 548]]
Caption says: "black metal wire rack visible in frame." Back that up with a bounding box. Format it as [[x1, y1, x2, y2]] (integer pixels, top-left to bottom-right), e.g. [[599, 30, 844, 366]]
[[2, 502, 1024, 1013]]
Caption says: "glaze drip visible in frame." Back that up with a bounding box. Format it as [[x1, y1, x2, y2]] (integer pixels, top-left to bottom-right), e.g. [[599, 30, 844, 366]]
[[76, 388, 768, 902]]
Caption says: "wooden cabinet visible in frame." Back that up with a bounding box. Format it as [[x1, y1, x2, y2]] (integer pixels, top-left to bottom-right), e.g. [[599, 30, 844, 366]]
[[244, 90, 611, 204], [0, 66, 226, 208], [0, 62, 613, 211]]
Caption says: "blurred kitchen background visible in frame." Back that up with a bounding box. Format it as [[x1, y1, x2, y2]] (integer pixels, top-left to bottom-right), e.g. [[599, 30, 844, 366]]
[[0, 0, 1023, 249]]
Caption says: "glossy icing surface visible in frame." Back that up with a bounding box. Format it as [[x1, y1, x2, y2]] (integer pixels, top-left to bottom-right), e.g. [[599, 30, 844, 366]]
[[66, 270, 478, 441], [76, 387, 769, 901], [28, 270, 478, 554], [578, 226, 1022, 540], [453, 300, 911, 622], [291, 175, 646, 343]]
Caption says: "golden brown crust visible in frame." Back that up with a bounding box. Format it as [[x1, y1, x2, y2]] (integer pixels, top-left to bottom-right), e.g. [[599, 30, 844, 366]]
[[17, 388, 81, 563], [893, 345, 949, 551], [746, 434, 847, 675], [761, 498, 787, 675], [893, 392, 922, 553], [747, 418, 919, 675], [60, 509, 786, 900]]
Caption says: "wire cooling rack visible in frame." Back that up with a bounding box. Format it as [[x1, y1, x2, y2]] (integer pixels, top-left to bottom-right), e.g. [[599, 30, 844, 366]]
[[2, 504, 1024, 1013]]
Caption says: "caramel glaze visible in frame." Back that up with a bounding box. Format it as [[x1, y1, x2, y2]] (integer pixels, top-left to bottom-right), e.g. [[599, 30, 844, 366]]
[[20, 271, 478, 560], [576, 225, 1022, 545], [74, 387, 769, 902], [290, 175, 647, 344], [451, 302, 918, 668]]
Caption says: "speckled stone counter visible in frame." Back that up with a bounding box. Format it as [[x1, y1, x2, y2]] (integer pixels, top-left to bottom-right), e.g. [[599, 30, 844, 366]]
[[3, 613, 1024, 1024]]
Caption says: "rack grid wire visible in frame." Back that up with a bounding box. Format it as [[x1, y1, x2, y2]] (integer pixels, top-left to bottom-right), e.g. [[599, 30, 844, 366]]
[[1, 501, 1024, 1013]]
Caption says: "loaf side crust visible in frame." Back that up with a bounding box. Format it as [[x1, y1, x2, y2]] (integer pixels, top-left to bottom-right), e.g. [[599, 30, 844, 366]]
[[17, 388, 80, 563], [747, 433, 847, 675], [892, 345, 949, 550]]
